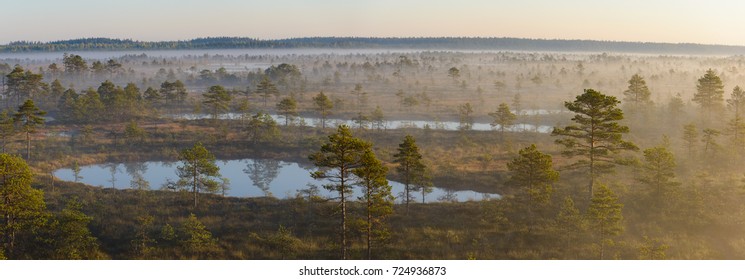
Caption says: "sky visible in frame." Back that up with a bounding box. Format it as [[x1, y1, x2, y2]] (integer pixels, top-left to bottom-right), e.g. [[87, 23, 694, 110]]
[[3, 0, 745, 46]]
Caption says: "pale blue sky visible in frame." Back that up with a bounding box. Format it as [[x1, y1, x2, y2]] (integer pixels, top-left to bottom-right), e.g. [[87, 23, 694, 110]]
[[3, 0, 745, 45]]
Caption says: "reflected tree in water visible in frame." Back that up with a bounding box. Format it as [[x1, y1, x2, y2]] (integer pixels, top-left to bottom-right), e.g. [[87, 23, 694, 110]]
[[124, 162, 150, 192], [438, 189, 458, 203], [104, 163, 120, 189], [243, 159, 284, 197]]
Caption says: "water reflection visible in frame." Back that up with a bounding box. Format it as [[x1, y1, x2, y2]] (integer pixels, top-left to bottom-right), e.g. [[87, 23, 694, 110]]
[[104, 163, 120, 189], [54, 159, 497, 203], [243, 159, 285, 197], [124, 162, 150, 191], [167, 113, 555, 133]]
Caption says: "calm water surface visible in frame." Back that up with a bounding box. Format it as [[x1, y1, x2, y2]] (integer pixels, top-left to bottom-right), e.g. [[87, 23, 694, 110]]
[[54, 159, 498, 203]]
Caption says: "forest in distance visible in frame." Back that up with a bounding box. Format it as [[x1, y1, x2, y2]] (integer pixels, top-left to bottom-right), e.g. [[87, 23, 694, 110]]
[[2, 45, 745, 260], [5, 37, 745, 55]]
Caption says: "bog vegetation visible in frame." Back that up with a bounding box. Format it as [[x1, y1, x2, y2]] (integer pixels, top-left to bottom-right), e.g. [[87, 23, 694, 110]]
[[2, 48, 745, 259]]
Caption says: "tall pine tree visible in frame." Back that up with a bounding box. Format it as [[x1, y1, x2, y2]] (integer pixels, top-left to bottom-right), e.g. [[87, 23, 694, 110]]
[[393, 135, 428, 214], [507, 144, 559, 229], [13, 99, 45, 161], [353, 148, 393, 259], [309, 125, 370, 259], [552, 89, 638, 200], [587, 184, 623, 260]]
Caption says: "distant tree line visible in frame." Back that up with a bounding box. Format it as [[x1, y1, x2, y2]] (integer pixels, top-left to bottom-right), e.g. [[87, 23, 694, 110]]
[[4, 37, 745, 55]]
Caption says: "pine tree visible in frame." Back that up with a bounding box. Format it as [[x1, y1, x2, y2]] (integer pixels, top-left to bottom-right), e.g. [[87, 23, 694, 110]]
[[202, 85, 232, 120], [701, 128, 721, 158], [52, 198, 104, 259], [352, 112, 370, 129], [313, 91, 334, 129], [0, 111, 16, 153], [58, 88, 79, 122], [458, 102, 474, 130], [72, 160, 82, 182], [352, 148, 393, 259], [180, 213, 218, 259], [370, 106, 385, 130], [308, 125, 370, 260], [507, 144, 559, 229], [638, 146, 681, 201], [176, 142, 221, 208], [693, 69, 725, 121], [0, 154, 46, 258], [78, 88, 104, 122], [682, 123, 699, 157], [49, 79, 65, 103], [555, 196, 587, 258], [623, 74, 652, 107], [5, 66, 45, 106], [727, 86, 745, 154], [727, 116, 745, 155], [587, 184, 623, 260], [255, 76, 279, 109], [159, 80, 187, 106], [488, 103, 517, 140], [552, 89, 638, 200], [276, 97, 298, 126], [350, 83, 368, 109], [727, 86, 745, 117], [13, 99, 46, 161], [143, 87, 162, 106], [393, 135, 429, 214], [123, 121, 147, 145]]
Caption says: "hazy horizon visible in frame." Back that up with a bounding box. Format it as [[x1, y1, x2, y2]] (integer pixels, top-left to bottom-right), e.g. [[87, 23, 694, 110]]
[[5, 0, 745, 46]]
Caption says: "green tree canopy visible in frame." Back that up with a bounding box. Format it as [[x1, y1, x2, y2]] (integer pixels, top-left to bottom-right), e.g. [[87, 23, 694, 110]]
[[552, 89, 638, 200], [693, 69, 725, 119], [202, 85, 232, 120], [159, 80, 187, 105], [638, 146, 681, 202], [682, 123, 699, 157], [245, 112, 280, 143], [0, 154, 46, 258], [13, 99, 46, 160], [313, 91, 334, 129], [51, 198, 104, 260], [0, 111, 16, 153], [507, 144, 559, 228], [587, 184, 623, 260], [393, 135, 429, 213], [176, 142, 221, 207], [276, 97, 298, 126], [264, 63, 301, 81], [370, 106, 385, 130], [255, 76, 279, 108], [458, 102, 474, 130], [489, 102, 517, 140], [623, 74, 652, 107], [352, 148, 393, 259], [5, 65, 45, 105], [180, 213, 218, 259], [727, 86, 745, 117], [351, 83, 368, 109], [308, 125, 370, 259], [62, 53, 88, 75]]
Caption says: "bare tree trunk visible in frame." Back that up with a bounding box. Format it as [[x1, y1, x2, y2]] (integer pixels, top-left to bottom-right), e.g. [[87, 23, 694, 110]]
[[193, 165, 198, 208], [340, 177, 347, 260], [404, 183, 410, 216], [367, 187, 372, 260], [26, 132, 30, 161]]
